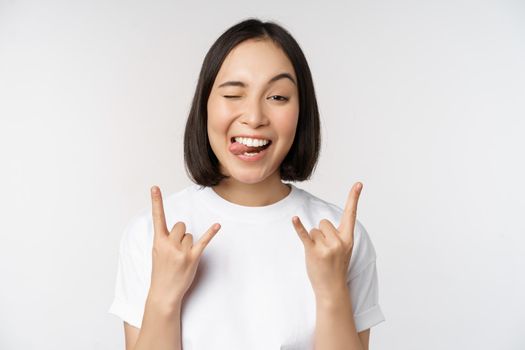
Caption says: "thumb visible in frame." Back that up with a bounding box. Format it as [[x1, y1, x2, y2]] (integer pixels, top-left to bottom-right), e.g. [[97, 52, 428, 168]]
[[194, 223, 221, 257], [292, 216, 313, 248]]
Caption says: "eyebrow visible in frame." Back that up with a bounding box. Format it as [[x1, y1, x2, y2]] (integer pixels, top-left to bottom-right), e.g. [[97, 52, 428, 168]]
[[217, 72, 297, 88]]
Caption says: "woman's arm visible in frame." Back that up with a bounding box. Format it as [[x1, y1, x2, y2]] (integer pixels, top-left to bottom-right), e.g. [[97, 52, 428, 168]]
[[122, 186, 220, 350], [126, 291, 183, 350], [292, 183, 370, 349], [314, 285, 367, 350]]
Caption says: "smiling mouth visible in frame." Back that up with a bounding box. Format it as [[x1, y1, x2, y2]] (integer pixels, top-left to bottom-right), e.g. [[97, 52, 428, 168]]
[[229, 137, 272, 155]]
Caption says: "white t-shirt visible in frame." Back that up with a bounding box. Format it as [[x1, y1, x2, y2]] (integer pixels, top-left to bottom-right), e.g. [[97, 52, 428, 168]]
[[108, 183, 385, 349]]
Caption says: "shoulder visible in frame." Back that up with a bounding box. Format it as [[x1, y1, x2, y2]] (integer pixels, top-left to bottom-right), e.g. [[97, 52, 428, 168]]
[[292, 185, 344, 225]]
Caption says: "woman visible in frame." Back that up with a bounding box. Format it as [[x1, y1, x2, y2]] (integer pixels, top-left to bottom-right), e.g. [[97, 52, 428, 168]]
[[109, 18, 385, 350]]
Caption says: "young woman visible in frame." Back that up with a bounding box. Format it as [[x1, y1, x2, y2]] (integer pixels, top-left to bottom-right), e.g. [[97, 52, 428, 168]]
[[109, 18, 385, 350]]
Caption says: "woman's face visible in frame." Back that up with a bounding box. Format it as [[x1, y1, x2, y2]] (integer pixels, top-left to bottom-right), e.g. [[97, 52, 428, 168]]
[[207, 38, 299, 185]]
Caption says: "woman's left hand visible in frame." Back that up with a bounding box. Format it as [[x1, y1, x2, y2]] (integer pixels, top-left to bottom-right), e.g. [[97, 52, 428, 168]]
[[292, 182, 363, 301]]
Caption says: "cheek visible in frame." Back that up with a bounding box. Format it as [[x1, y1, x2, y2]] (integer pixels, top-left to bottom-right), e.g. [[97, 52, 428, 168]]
[[207, 97, 236, 132], [274, 107, 299, 142], [207, 100, 228, 143]]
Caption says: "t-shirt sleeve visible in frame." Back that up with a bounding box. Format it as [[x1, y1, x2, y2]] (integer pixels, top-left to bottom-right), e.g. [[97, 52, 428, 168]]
[[347, 220, 386, 332], [108, 213, 151, 329]]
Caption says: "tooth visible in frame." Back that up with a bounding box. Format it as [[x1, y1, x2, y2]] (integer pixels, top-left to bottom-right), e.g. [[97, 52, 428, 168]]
[[234, 137, 270, 146]]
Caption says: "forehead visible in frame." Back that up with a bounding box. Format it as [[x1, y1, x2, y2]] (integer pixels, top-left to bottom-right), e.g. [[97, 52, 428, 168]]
[[215, 39, 296, 83]]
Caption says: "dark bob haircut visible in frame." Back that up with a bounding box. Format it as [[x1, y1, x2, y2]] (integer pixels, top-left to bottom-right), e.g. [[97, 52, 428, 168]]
[[183, 18, 321, 187]]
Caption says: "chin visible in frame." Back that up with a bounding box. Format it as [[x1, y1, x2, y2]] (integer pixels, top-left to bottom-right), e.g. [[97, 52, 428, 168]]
[[229, 171, 269, 185], [233, 176, 265, 185]]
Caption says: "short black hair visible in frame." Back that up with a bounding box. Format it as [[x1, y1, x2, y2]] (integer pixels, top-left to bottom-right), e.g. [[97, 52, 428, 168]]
[[183, 18, 321, 187]]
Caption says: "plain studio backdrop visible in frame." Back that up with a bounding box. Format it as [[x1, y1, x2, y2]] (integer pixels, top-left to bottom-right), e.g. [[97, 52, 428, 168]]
[[1, 0, 524, 349]]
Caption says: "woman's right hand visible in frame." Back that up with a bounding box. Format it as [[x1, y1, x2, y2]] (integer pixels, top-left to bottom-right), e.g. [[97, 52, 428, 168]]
[[148, 185, 221, 306]]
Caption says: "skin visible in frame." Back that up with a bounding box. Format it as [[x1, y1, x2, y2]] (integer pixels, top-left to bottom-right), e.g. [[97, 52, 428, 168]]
[[125, 187, 220, 350], [206, 38, 299, 207], [293, 182, 370, 349], [123, 38, 371, 349]]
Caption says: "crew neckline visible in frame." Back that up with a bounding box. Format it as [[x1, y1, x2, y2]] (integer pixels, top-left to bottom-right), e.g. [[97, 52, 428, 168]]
[[196, 182, 303, 222]]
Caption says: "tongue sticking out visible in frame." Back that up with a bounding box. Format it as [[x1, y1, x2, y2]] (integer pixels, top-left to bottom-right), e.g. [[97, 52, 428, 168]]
[[229, 141, 268, 155]]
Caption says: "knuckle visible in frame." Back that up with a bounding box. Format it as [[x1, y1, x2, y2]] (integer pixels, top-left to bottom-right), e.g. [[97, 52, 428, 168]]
[[332, 239, 343, 249], [174, 221, 186, 231], [178, 252, 192, 263], [318, 248, 332, 259]]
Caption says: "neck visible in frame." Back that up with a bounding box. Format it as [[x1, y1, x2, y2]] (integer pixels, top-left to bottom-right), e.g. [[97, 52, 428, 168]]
[[211, 174, 291, 207]]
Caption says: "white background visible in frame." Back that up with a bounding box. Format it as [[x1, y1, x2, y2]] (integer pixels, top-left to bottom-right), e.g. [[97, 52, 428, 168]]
[[1, 0, 524, 349]]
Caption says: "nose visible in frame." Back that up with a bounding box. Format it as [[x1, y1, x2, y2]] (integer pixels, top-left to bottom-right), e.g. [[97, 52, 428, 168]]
[[239, 98, 269, 128]]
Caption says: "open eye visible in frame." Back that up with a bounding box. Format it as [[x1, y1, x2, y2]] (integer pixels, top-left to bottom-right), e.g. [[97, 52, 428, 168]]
[[269, 95, 289, 102]]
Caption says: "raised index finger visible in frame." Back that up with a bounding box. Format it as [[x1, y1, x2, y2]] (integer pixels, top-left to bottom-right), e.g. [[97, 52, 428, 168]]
[[338, 182, 363, 241], [151, 185, 168, 239]]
